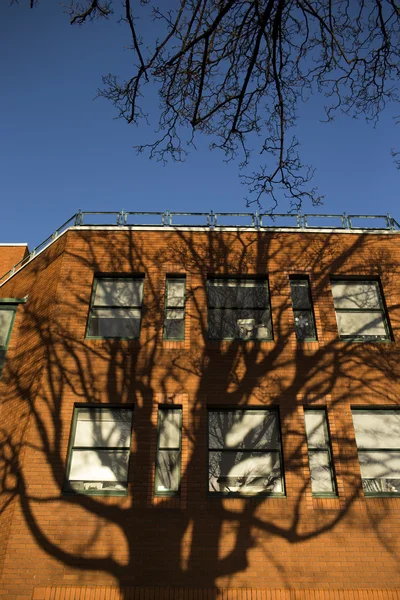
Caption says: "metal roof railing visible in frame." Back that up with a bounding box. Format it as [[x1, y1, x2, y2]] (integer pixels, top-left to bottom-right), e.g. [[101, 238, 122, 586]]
[[0, 210, 399, 287]]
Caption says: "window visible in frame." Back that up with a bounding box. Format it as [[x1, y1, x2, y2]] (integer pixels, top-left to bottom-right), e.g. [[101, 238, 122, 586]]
[[331, 279, 390, 341], [352, 409, 400, 496], [155, 407, 182, 496], [290, 277, 317, 341], [164, 277, 186, 340], [208, 409, 284, 495], [0, 305, 17, 376], [304, 409, 337, 496], [87, 277, 144, 339], [65, 407, 133, 495], [207, 279, 273, 340]]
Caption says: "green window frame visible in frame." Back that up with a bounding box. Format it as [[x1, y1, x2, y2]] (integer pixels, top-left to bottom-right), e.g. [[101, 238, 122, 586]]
[[289, 277, 317, 341], [352, 409, 400, 497], [331, 279, 390, 342], [164, 277, 186, 340], [64, 405, 134, 496], [86, 277, 144, 339], [304, 409, 337, 497], [0, 298, 26, 377], [154, 406, 182, 496], [207, 278, 273, 340], [208, 408, 285, 497]]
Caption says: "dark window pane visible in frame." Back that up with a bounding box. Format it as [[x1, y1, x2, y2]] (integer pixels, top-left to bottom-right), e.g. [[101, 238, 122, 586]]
[[290, 280, 311, 309], [89, 308, 141, 338], [165, 309, 185, 340], [155, 449, 181, 493], [0, 348, 5, 372], [208, 280, 268, 309], [293, 310, 316, 340]]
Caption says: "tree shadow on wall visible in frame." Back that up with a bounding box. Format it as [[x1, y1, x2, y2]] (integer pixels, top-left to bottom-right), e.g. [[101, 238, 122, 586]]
[[1, 227, 400, 596]]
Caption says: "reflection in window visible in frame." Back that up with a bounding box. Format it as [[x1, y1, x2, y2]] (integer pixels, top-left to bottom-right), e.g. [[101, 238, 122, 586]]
[[66, 407, 133, 494], [87, 277, 144, 338], [352, 409, 400, 496], [0, 306, 16, 375], [155, 407, 182, 495], [290, 278, 317, 341], [164, 277, 186, 340], [207, 279, 273, 340], [208, 409, 284, 495], [304, 410, 336, 496], [331, 280, 390, 341]]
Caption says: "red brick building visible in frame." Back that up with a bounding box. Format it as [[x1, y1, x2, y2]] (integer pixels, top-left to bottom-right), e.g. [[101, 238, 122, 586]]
[[1, 211, 400, 600]]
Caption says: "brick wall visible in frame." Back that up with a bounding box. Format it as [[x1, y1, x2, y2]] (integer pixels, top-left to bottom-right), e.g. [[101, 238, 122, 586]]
[[0, 244, 28, 279], [0, 228, 400, 599]]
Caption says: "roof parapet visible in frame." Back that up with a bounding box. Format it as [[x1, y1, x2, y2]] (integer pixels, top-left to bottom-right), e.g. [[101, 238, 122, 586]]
[[0, 210, 399, 288]]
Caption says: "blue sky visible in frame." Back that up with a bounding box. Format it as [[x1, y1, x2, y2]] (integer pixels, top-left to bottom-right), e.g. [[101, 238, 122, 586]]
[[0, 1, 399, 250]]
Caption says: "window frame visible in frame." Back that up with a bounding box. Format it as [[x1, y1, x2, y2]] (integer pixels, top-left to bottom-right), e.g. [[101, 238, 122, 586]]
[[154, 405, 182, 497], [0, 298, 26, 378], [207, 407, 285, 498], [64, 404, 134, 497], [289, 276, 317, 342], [330, 277, 391, 342], [304, 408, 337, 498], [86, 276, 144, 340], [163, 276, 186, 341], [352, 408, 400, 498], [207, 277, 273, 341]]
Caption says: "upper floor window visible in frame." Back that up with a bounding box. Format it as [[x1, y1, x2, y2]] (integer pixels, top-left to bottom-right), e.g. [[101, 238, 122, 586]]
[[207, 278, 273, 340], [164, 277, 186, 340], [87, 277, 144, 339], [65, 406, 133, 495], [290, 277, 317, 341], [0, 305, 17, 376], [352, 409, 400, 496], [208, 409, 284, 496], [331, 279, 390, 341]]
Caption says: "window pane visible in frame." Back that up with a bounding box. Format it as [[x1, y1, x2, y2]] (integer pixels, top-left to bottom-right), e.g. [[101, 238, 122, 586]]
[[308, 450, 335, 493], [294, 310, 316, 340], [331, 281, 381, 310], [0, 349, 5, 371], [94, 279, 143, 307], [290, 280, 311, 309], [159, 409, 181, 448], [0, 310, 14, 347], [74, 409, 132, 448], [336, 311, 387, 338], [209, 309, 272, 339], [89, 308, 141, 338], [69, 449, 129, 482], [208, 450, 282, 494], [165, 309, 185, 339], [304, 411, 328, 448], [208, 410, 280, 450], [155, 449, 180, 492], [352, 411, 400, 449], [358, 451, 400, 481], [167, 280, 185, 308], [208, 280, 268, 309]]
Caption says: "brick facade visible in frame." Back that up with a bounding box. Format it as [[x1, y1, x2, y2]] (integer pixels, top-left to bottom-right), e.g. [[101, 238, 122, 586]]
[[0, 226, 400, 599]]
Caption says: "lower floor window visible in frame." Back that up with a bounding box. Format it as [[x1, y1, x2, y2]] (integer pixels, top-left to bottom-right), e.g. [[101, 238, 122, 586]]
[[65, 406, 133, 494], [208, 409, 284, 495], [352, 409, 400, 496]]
